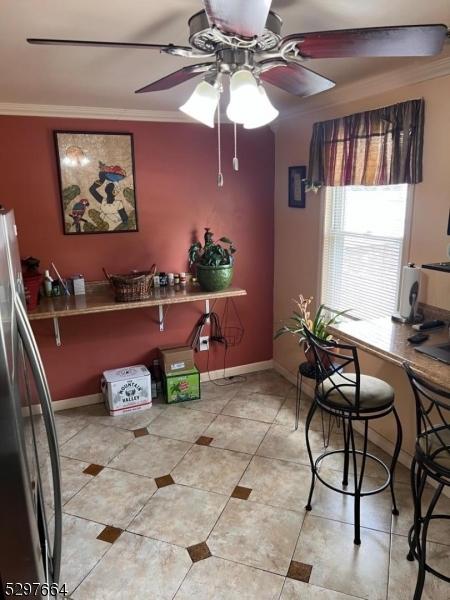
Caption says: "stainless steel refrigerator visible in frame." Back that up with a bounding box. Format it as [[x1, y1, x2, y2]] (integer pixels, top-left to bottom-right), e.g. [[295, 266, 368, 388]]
[[0, 208, 62, 596]]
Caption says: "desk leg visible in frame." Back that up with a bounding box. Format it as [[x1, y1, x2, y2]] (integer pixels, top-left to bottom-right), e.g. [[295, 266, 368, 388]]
[[53, 317, 61, 347], [158, 306, 164, 332]]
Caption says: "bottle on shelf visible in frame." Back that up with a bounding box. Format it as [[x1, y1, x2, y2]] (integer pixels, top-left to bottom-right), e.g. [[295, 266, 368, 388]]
[[44, 270, 53, 297]]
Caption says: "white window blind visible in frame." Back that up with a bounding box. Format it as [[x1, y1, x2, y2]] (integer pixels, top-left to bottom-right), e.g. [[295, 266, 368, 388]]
[[321, 185, 409, 320]]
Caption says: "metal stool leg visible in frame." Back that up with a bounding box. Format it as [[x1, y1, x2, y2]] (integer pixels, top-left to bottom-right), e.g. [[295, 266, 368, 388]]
[[390, 407, 403, 516], [342, 416, 350, 487], [414, 481, 444, 600], [407, 457, 420, 562], [295, 370, 303, 431], [305, 400, 319, 511], [349, 418, 369, 546]]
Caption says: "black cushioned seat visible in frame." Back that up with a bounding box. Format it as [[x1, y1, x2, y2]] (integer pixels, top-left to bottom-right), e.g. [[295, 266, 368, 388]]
[[320, 373, 395, 412]]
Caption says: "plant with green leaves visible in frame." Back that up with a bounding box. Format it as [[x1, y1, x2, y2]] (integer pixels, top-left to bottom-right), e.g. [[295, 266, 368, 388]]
[[274, 295, 350, 344], [188, 228, 236, 268]]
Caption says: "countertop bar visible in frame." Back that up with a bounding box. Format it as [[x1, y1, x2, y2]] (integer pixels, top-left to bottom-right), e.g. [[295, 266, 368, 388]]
[[329, 317, 450, 390], [28, 281, 247, 321]]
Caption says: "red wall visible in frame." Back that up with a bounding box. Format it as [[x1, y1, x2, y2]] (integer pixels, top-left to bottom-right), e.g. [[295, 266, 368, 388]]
[[0, 116, 274, 400]]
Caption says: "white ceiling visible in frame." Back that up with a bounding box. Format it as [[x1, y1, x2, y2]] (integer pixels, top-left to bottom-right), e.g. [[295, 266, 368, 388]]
[[1, 0, 449, 114]]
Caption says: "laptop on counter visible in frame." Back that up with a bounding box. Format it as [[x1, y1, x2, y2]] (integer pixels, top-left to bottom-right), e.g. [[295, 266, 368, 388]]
[[416, 342, 450, 365]]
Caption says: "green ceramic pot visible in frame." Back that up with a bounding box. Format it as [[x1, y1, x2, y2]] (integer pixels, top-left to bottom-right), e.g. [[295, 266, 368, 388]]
[[196, 264, 234, 292]]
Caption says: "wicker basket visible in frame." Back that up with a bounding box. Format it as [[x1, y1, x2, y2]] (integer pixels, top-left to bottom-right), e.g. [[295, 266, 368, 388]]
[[104, 265, 156, 302]]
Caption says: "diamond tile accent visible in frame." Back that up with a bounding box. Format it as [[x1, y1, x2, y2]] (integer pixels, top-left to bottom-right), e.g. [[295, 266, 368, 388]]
[[155, 474, 175, 488], [196, 436, 214, 446], [231, 485, 252, 500], [96, 526, 123, 544], [83, 464, 104, 477], [287, 560, 313, 583], [187, 541, 211, 563], [133, 428, 149, 438]]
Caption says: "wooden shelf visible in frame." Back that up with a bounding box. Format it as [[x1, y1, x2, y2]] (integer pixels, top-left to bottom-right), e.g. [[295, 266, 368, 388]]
[[28, 281, 247, 346]]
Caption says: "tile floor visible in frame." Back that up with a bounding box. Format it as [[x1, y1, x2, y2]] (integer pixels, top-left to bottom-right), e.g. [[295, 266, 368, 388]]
[[49, 370, 450, 599]]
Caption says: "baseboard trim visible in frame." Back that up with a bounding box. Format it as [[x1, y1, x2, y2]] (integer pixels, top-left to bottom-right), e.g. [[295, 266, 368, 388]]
[[45, 360, 274, 412], [200, 360, 274, 383]]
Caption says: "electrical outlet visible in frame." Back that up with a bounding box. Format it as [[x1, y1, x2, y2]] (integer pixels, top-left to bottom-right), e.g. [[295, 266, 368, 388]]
[[199, 336, 209, 352]]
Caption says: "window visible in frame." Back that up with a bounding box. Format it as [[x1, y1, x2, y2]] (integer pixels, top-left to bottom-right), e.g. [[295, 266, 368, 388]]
[[321, 185, 409, 320]]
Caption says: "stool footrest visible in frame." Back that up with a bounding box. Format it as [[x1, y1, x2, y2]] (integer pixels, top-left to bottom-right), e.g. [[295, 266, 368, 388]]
[[314, 449, 391, 497]]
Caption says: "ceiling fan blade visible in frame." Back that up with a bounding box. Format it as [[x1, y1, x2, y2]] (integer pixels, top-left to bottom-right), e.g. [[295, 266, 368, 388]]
[[203, 0, 273, 37], [27, 38, 191, 52], [281, 24, 448, 59], [260, 61, 335, 97], [135, 63, 214, 93]]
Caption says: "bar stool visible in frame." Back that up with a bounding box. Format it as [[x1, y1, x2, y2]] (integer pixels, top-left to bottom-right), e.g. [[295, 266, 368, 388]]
[[403, 363, 450, 600], [303, 327, 403, 545]]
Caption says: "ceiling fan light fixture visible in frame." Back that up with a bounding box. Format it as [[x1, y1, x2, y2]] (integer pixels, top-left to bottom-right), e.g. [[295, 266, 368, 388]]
[[243, 85, 279, 129], [226, 69, 260, 124], [179, 80, 220, 128]]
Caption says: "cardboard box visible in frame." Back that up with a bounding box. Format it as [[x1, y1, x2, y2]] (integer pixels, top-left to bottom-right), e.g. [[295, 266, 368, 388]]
[[163, 367, 200, 404], [159, 346, 195, 375], [101, 364, 152, 416]]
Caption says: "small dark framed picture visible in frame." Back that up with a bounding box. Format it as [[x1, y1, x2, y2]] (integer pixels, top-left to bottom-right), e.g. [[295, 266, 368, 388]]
[[288, 165, 306, 208]]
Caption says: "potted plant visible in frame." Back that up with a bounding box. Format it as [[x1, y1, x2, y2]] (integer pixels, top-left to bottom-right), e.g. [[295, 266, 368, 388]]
[[188, 228, 236, 292], [274, 295, 350, 365]]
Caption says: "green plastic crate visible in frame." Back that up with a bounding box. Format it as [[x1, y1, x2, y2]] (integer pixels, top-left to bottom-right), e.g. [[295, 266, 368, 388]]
[[163, 368, 201, 404]]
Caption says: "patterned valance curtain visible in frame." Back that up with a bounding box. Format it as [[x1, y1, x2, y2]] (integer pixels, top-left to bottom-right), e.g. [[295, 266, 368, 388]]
[[307, 98, 424, 190]]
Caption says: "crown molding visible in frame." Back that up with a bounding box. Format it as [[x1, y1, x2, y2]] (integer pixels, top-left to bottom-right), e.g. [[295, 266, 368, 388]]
[[275, 55, 450, 125], [0, 102, 193, 123], [1, 56, 449, 125]]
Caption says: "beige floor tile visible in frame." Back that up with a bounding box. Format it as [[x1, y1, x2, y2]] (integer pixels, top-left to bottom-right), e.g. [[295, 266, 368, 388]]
[[181, 382, 239, 414], [64, 402, 167, 430], [388, 534, 450, 599], [239, 370, 294, 397], [208, 498, 303, 575], [174, 556, 285, 600], [256, 423, 327, 465], [42, 456, 91, 508], [108, 434, 191, 479], [308, 467, 394, 533], [60, 423, 133, 465], [294, 515, 390, 600], [172, 445, 251, 495], [281, 579, 363, 599], [204, 414, 270, 454], [57, 514, 110, 595], [64, 468, 156, 528], [391, 480, 450, 546], [128, 484, 227, 547], [147, 405, 216, 442], [72, 532, 191, 600], [221, 392, 284, 423], [278, 397, 351, 442], [239, 455, 311, 512]]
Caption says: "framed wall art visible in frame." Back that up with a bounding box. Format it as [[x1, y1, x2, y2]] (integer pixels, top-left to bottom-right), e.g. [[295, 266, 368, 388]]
[[54, 131, 138, 234], [288, 165, 306, 208]]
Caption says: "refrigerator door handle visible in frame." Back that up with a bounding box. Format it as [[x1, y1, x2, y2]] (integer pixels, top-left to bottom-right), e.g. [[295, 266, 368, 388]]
[[15, 295, 62, 582]]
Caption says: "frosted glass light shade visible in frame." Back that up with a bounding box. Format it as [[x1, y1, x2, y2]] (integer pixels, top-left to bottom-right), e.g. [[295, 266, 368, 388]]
[[226, 69, 260, 124], [179, 81, 220, 127], [243, 86, 279, 129]]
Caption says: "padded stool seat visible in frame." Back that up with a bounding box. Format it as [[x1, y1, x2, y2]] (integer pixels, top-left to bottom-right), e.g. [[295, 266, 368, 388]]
[[320, 373, 395, 412]]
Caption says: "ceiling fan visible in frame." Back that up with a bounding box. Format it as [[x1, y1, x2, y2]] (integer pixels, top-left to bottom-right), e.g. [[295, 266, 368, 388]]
[[27, 0, 448, 185], [28, 0, 447, 124]]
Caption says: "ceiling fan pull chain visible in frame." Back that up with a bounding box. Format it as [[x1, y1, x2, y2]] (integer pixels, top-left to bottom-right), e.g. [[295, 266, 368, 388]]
[[217, 95, 224, 188], [233, 122, 239, 172]]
